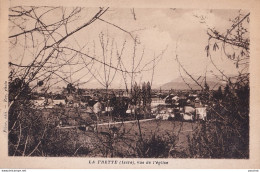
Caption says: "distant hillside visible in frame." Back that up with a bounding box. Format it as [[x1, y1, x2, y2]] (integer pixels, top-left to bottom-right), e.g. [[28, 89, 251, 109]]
[[160, 76, 226, 90]]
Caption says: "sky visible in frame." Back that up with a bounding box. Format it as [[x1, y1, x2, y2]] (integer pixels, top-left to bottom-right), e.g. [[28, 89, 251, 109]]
[[9, 7, 249, 89]]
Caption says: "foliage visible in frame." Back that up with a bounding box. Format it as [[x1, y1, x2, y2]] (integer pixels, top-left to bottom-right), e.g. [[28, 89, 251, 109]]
[[213, 86, 223, 100], [130, 82, 152, 117], [9, 78, 32, 102], [136, 133, 177, 158], [112, 96, 129, 119], [7, 6, 166, 158], [67, 83, 76, 94], [187, 11, 250, 159]]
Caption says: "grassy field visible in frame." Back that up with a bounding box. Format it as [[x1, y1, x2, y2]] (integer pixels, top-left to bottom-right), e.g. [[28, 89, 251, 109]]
[[56, 118, 200, 157], [40, 107, 201, 157], [98, 120, 199, 153]]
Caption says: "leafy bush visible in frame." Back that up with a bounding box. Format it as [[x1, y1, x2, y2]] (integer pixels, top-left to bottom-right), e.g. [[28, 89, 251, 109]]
[[136, 133, 176, 158], [187, 84, 249, 158]]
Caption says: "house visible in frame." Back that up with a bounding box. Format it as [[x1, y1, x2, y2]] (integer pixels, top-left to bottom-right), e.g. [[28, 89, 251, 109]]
[[51, 94, 66, 106], [182, 106, 196, 121], [105, 106, 113, 112], [81, 95, 92, 104], [172, 96, 179, 102], [53, 99, 66, 106], [156, 113, 174, 120], [32, 97, 45, 107], [93, 101, 102, 114], [184, 106, 195, 114], [181, 112, 194, 121], [151, 98, 165, 107], [196, 107, 207, 120], [155, 104, 175, 120], [126, 104, 135, 114]]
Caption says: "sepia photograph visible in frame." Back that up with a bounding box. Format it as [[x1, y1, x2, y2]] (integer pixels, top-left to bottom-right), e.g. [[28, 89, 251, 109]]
[[7, 6, 250, 158], [1, 0, 260, 169]]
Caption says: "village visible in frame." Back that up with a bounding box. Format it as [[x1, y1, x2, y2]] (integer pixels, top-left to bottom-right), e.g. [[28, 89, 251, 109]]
[[7, 7, 249, 159], [30, 85, 208, 129]]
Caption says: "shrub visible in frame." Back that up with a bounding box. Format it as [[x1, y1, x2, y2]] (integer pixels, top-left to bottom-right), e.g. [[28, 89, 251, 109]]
[[136, 133, 176, 158]]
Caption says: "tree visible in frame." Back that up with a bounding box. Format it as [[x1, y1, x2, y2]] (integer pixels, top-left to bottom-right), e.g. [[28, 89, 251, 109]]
[[146, 81, 152, 105], [204, 81, 209, 91], [216, 86, 223, 100], [8, 6, 167, 157], [141, 82, 152, 118], [9, 78, 31, 102], [224, 83, 230, 97], [67, 83, 76, 94], [198, 11, 249, 158], [8, 7, 110, 108], [131, 82, 141, 107], [142, 82, 147, 108], [8, 6, 131, 157], [177, 10, 250, 158]]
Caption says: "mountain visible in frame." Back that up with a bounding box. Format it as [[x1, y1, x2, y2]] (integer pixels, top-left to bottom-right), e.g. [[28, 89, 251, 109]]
[[159, 76, 226, 90]]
